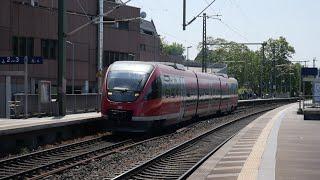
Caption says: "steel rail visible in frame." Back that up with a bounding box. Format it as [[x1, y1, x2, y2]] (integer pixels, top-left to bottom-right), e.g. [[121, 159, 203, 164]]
[[29, 136, 167, 180], [0, 136, 132, 180], [0, 132, 181, 180], [113, 107, 273, 180], [0, 99, 295, 179]]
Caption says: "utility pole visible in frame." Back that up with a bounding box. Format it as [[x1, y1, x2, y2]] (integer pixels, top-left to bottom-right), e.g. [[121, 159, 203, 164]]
[[260, 42, 266, 97], [201, 14, 221, 73], [271, 45, 276, 97], [182, 0, 219, 72], [58, 0, 66, 116], [289, 72, 293, 97], [97, 0, 104, 109], [66, 41, 75, 94], [202, 13, 207, 73], [313, 57, 317, 68], [183, 0, 186, 30]]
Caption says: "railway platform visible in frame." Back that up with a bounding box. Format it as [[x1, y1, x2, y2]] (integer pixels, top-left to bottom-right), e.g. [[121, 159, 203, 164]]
[[188, 103, 320, 180], [0, 112, 103, 153], [0, 112, 101, 136]]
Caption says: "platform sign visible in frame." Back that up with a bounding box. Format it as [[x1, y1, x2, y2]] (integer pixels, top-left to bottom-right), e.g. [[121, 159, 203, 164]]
[[303, 76, 316, 82], [301, 67, 318, 77], [0, 56, 43, 65], [313, 79, 320, 103]]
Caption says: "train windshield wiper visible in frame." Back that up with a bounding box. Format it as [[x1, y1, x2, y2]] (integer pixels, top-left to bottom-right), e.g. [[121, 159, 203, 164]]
[[134, 73, 149, 91], [111, 87, 131, 92]]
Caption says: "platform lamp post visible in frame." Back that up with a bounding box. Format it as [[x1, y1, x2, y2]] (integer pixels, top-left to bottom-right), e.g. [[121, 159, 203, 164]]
[[186, 46, 192, 61], [66, 41, 75, 94], [289, 72, 294, 97], [185, 46, 192, 70]]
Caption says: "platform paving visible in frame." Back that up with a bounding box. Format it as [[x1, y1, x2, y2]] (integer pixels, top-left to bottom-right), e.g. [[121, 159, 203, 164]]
[[0, 112, 101, 136], [188, 103, 320, 180]]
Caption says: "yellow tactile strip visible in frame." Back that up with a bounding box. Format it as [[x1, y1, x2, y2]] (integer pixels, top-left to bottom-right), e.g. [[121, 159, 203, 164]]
[[188, 104, 293, 180], [207, 129, 264, 179], [237, 108, 287, 180], [205, 105, 293, 180]]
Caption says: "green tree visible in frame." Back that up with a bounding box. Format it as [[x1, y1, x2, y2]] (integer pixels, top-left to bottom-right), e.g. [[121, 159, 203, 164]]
[[195, 37, 260, 93], [264, 36, 295, 64], [260, 36, 296, 95], [162, 40, 185, 56], [194, 36, 298, 98]]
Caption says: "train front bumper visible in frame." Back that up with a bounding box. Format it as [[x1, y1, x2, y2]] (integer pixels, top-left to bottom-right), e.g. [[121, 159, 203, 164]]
[[102, 114, 156, 133]]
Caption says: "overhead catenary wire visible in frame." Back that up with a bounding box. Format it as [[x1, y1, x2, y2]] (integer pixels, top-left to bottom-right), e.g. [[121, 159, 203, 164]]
[[218, 19, 249, 41], [67, 0, 133, 36], [203, 0, 249, 41], [76, 0, 91, 21], [186, 0, 217, 26], [204, 0, 219, 14], [157, 27, 198, 47], [101, 17, 142, 24], [227, 0, 251, 23]]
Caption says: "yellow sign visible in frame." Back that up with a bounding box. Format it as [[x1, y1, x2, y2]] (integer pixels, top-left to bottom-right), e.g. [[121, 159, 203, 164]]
[[303, 77, 315, 82], [96, 71, 103, 78]]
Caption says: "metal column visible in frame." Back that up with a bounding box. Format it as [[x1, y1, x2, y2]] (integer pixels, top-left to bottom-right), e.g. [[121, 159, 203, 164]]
[[97, 0, 104, 92], [24, 56, 28, 118], [5, 76, 11, 119], [31, 78, 36, 94], [58, 0, 66, 116], [202, 13, 207, 73], [260, 43, 266, 97]]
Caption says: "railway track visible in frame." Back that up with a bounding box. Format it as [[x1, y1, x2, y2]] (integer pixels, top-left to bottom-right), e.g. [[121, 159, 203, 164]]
[[0, 104, 280, 180], [113, 108, 270, 180], [0, 126, 195, 180], [0, 135, 153, 180]]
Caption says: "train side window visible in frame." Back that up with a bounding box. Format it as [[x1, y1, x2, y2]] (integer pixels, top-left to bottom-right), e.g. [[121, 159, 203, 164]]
[[164, 75, 170, 82], [176, 77, 180, 97], [187, 88, 191, 97], [145, 77, 162, 100], [165, 82, 170, 98]]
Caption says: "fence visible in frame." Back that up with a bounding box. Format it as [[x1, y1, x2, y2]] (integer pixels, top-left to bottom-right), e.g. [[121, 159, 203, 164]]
[[300, 95, 320, 109], [11, 93, 101, 118]]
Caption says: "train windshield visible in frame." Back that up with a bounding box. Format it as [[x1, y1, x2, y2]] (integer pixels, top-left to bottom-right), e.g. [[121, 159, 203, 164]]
[[107, 63, 154, 102]]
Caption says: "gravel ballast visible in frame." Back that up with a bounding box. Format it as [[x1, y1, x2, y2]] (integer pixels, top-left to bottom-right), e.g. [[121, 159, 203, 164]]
[[51, 103, 283, 180]]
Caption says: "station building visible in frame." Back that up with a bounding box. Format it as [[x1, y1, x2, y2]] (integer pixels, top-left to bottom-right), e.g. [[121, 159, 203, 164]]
[[0, 0, 161, 95]]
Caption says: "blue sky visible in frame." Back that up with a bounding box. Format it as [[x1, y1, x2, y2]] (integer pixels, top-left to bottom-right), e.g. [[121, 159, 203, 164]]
[[128, 0, 320, 67]]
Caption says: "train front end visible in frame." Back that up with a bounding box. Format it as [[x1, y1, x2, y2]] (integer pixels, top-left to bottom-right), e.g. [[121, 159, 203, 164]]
[[101, 61, 157, 132]]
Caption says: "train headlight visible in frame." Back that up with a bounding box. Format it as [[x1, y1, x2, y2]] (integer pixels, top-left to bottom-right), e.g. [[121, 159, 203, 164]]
[[134, 93, 140, 97], [107, 92, 113, 96]]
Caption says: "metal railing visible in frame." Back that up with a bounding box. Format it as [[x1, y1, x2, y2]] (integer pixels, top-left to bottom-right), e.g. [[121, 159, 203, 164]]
[[11, 93, 101, 118], [300, 95, 320, 109]]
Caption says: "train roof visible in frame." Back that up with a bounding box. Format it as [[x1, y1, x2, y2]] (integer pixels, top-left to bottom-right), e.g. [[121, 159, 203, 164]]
[[111, 61, 237, 81], [113, 61, 187, 71]]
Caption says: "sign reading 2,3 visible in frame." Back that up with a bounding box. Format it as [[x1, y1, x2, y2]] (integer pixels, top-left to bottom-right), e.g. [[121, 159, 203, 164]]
[[0, 57, 43, 65]]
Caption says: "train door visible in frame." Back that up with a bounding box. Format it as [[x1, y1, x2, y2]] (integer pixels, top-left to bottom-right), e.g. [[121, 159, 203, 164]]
[[207, 80, 211, 114], [218, 78, 222, 111], [179, 77, 186, 121]]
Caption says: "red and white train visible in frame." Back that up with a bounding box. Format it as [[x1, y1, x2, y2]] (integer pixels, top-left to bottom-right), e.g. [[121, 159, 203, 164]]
[[101, 61, 238, 132]]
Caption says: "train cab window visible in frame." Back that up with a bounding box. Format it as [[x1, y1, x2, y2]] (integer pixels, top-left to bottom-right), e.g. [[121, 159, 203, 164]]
[[145, 77, 162, 100], [107, 62, 154, 102]]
